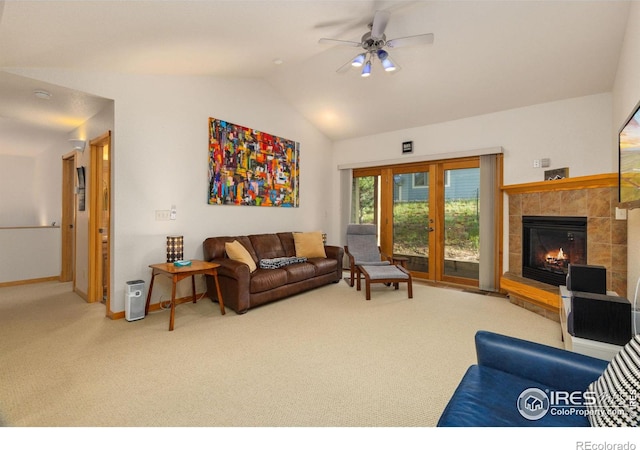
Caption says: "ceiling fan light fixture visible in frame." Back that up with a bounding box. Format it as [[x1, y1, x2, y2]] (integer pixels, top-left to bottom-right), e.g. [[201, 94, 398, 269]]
[[381, 57, 396, 72], [321, 10, 433, 77], [351, 53, 366, 67], [361, 60, 372, 77]]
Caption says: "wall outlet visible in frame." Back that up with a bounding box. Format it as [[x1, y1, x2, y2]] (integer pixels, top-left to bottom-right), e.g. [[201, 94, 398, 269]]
[[533, 159, 541, 168], [155, 210, 171, 221]]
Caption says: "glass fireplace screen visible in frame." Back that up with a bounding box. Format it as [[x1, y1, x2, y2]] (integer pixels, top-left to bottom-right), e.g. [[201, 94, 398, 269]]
[[522, 216, 587, 286]]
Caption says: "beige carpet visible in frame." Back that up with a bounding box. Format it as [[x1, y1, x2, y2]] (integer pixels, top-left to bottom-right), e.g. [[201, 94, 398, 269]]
[[0, 277, 563, 427]]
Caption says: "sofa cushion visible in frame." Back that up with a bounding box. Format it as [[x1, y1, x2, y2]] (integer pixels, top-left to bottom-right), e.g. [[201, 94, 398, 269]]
[[437, 365, 590, 427], [204, 236, 256, 261], [250, 268, 288, 294], [250, 234, 286, 260], [225, 240, 257, 273], [308, 257, 338, 276], [585, 335, 640, 426], [277, 232, 297, 257], [283, 262, 317, 284], [293, 231, 326, 258]]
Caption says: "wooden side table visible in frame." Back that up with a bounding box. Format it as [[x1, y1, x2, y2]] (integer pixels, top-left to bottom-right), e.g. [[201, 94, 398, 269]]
[[392, 256, 409, 269], [145, 260, 225, 331]]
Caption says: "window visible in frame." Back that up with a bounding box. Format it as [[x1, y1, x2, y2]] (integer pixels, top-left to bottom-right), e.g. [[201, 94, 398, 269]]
[[412, 172, 428, 189]]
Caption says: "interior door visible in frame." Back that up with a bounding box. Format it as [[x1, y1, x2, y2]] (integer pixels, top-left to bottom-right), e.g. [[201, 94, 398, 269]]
[[61, 153, 76, 283], [88, 131, 112, 314]]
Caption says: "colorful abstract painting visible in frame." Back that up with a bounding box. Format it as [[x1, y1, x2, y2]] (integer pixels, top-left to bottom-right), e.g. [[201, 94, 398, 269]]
[[208, 118, 300, 207]]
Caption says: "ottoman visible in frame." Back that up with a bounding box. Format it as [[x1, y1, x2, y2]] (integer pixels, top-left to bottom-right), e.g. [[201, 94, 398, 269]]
[[357, 264, 413, 300]]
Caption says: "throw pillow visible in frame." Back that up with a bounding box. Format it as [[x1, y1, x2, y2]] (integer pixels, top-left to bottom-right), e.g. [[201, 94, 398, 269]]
[[585, 334, 640, 426], [224, 240, 257, 273], [293, 231, 326, 258]]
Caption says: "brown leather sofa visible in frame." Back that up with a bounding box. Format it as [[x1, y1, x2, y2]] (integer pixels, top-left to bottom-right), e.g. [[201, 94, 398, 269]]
[[203, 232, 344, 314]]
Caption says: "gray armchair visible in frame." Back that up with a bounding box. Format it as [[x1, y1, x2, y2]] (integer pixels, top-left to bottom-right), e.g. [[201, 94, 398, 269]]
[[344, 224, 391, 287]]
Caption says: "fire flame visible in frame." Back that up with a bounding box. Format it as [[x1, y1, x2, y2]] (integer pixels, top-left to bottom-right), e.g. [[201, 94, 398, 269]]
[[546, 248, 565, 260]]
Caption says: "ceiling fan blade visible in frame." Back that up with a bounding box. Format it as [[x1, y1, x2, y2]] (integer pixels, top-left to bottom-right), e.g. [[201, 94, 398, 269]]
[[370, 10, 390, 39], [314, 18, 359, 29], [386, 33, 434, 48], [318, 38, 362, 48], [336, 57, 356, 74]]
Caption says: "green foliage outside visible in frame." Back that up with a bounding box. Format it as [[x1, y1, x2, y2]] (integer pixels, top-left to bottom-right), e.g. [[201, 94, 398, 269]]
[[444, 200, 480, 260], [353, 176, 376, 224], [393, 201, 479, 261]]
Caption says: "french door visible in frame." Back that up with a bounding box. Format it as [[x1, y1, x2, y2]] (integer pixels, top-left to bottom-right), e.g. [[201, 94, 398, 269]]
[[352, 157, 483, 287]]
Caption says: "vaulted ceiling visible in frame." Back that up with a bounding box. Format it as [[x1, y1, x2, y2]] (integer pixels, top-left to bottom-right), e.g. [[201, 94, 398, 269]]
[[0, 0, 631, 156]]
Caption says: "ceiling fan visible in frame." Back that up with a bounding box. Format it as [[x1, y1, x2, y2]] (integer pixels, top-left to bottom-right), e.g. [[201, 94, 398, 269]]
[[318, 10, 434, 77]]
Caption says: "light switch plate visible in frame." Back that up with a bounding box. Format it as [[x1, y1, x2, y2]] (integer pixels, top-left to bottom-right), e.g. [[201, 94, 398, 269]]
[[155, 210, 171, 221]]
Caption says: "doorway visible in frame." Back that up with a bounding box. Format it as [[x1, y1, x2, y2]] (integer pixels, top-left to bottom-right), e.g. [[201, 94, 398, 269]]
[[351, 156, 489, 287], [88, 131, 112, 315]]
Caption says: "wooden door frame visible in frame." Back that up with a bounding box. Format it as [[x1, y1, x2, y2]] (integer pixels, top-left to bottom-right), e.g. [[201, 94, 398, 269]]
[[88, 131, 112, 315], [61, 152, 77, 284]]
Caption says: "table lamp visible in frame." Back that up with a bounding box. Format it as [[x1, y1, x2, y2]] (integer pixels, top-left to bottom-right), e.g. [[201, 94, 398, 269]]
[[166, 235, 184, 263]]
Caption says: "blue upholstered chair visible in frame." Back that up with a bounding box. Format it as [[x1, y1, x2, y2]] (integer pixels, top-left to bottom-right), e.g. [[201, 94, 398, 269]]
[[437, 331, 610, 427]]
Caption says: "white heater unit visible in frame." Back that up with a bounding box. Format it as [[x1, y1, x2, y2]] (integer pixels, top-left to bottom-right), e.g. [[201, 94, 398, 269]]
[[125, 280, 146, 322]]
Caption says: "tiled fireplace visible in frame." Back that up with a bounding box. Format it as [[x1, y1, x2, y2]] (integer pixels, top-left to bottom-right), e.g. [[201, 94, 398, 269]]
[[506, 177, 627, 298]]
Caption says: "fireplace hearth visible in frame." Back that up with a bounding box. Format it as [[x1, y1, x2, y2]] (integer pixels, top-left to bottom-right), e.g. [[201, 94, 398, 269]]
[[522, 216, 587, 286]]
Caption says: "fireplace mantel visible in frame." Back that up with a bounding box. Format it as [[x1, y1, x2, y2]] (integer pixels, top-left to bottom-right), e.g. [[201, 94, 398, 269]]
[[502, 173, 617, 194], [500, 173, 625, 314]]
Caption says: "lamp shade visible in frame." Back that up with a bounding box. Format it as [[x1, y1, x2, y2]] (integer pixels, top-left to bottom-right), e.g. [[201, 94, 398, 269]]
[[381, 57, 396, 72], [361, 60, 372, 77], [376, 49, 397, 72], [351, 53, 366, 67], [166, 235, 184, 262]]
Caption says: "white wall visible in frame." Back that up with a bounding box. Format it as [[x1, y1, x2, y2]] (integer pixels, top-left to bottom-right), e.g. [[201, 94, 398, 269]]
[[0, 227, 61, 283], [0, 154, 37, 227], [10, 69, 333, 313], [0, 132, 69, 227], [612, 1, 640, 301], [329, 93, 614, 272], [0, 133, 69, 284]]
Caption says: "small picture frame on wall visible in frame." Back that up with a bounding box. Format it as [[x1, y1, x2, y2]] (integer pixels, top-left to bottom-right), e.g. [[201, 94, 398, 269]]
[[402, 141, 413, 154], [544, 167, 569, 181], [76, 166, 86, 211]]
